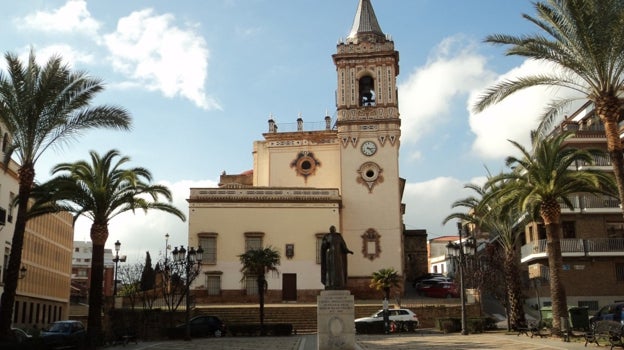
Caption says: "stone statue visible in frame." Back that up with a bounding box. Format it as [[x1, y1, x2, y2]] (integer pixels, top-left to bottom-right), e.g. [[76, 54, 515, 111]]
[[321, 226, 353, 290]]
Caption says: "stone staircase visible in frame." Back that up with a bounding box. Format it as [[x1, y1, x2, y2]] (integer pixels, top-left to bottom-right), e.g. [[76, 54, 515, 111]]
[[196, 303, 382, 334]]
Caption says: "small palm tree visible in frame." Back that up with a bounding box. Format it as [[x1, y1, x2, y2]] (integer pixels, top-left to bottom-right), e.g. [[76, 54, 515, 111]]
[[239, 247, 280, 333], [473, 0, 624, 219], [36, 149, 185, 347], [370, 268, 401, 334], [484, 131, 615, 332], [370, 268, 401, 302], [0, 50, 131, 337]]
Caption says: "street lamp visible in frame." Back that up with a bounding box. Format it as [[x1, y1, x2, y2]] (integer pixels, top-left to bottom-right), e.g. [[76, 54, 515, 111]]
[[172, 245, 204, 341], [446, 222, 468, 335], [112, 240, 126, 297]]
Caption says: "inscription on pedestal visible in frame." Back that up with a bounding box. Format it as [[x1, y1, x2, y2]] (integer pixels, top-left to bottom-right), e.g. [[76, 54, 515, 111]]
[[317, 290, 355, 350]]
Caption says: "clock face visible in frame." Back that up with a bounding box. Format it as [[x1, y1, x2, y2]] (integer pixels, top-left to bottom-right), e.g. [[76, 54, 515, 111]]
[[361, 141, 377, 156]]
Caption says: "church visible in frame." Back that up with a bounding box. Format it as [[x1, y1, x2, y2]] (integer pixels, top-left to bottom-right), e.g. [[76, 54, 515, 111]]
[[187, 0, 410, 302]]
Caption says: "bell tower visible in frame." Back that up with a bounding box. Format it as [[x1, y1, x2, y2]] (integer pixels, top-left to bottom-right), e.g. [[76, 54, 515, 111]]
[[334, 0, 403, 288]]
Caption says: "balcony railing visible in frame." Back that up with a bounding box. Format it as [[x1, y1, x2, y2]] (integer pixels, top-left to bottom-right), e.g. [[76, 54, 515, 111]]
[[521, 238, 624, 263], [558, 195, 620, 212]]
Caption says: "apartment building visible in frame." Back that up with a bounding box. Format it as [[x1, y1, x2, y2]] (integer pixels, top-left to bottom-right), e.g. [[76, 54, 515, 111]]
[[521, 101, 624, 313]]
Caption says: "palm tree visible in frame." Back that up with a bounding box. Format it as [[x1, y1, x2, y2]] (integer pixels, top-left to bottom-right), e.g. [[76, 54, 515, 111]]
[[443, 181, 527, 331], [484, 131, 615, 333], [370, 268, 401, 303], [238, 247, 280, 334], [473, 0, 624, 219], [370, 268, 401, 333], [37, 149, 185, 348], [0, 50, 131, 338]]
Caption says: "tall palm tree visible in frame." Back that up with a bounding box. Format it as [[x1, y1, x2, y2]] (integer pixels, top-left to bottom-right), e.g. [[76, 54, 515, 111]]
[[443, 181, 527, 331], [473, 0, 624, 219], [238, 247, 280, 334], [0, 50, 131, 338], [484, 131, 615, 333], [37, 149, 185, 348]]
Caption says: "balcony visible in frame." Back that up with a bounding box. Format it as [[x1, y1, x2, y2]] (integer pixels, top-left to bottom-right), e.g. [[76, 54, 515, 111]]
[[559, 194, 620, 214], [521, 238, 624, 263]]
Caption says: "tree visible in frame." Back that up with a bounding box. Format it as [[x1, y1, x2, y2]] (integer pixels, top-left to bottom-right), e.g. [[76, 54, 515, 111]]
[[473, 0, 624, 219], [36, 149, 185, 348], [370, 267, 401, 333], [370, 268, 401, 303], [0, 50, 131, 338], [484, 131, 615, 333], [443, 180, 528, 331], [140, 252, 157, 310], [238, 247, 280, 334]]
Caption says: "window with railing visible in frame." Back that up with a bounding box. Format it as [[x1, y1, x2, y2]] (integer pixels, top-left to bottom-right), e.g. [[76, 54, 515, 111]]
[[199, 234, 217, 264], [578, 300, 599, 311], [245, 275, 258, 295], [315, 234, 324, 264], [244, 232, 264, 252], [616, 263, 624, 282], [205, 273, 221, 295]]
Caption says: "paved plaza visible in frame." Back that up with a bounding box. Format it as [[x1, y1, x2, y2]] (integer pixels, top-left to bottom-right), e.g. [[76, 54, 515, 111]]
[[115, 331, 597, 350]]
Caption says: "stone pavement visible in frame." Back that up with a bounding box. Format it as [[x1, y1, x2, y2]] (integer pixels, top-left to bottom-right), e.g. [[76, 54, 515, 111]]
[[114, 331, 598, 350]]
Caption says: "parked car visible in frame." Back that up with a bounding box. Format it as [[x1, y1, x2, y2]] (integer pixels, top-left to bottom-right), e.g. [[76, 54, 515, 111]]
[[11, 327, 32, 343], [415, 278, 451, 294], [420, 281, 459, 298], [411, 273, 445, 287], [40, 320, 86, 349], [175, 315, 227, 337], [355, 308, 419, 333], [590, 303, 624, 324]]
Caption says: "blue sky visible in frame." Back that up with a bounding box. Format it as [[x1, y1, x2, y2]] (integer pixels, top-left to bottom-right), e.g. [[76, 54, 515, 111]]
[[0, 0, 577, 263]]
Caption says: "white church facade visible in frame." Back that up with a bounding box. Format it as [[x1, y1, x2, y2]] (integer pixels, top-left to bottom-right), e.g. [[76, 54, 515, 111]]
[[187, 0, 407, 302]]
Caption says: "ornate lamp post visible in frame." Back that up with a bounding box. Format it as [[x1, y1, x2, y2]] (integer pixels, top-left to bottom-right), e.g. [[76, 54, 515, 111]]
[[172, 245, 204, 341], [447, 222, 469, 335], [112, 240, 126, 297]]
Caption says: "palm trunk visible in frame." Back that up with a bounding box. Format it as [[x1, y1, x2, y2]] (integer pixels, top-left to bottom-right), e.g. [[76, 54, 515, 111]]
[[257, 275, 266, 335], [596, 99, 624, 219], [503, 247, 526, 329], [0, 165, 35, 338], [87, 223, 109, 349], [545, 221, 567, 335]]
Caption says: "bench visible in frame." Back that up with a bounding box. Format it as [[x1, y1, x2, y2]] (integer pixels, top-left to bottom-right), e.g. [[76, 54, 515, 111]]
[[515, 320, 550, 338], [584, 320, 623, 349], [110, 329, 138, 346]]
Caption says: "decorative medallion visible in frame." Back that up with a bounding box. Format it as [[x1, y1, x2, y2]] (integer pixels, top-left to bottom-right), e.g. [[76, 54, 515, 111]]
[[290, 151, 321, 181], [357, 161, 383, 192], [361, 228, 381, 260]]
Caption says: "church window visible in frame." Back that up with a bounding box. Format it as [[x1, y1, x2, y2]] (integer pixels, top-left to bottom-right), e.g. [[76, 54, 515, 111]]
[[244, 232, 264, 251], [205, 272, 222, 295], [198, 233, 217, 264]]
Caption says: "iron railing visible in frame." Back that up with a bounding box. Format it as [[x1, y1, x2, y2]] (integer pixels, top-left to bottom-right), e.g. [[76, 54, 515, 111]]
[[521, 238, 624, 262]]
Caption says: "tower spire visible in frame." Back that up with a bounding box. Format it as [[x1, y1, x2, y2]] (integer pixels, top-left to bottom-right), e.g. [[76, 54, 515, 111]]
[[347, 0, 384, 41]]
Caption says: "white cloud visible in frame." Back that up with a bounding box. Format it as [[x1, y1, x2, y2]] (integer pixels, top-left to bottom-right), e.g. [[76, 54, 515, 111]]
[[31, 44, 95, 68], [398, 36, 497, 144], [18, 0, 100, 36], [468, 60, 581, 159], [76, 179, 218, 264], [403, 175, 489, 237], [403, 177, 466, 236], [103, 9, 221, 111]]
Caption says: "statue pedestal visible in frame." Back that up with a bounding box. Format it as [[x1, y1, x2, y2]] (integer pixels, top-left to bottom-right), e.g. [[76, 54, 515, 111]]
[[317, 290, 355, 350]]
